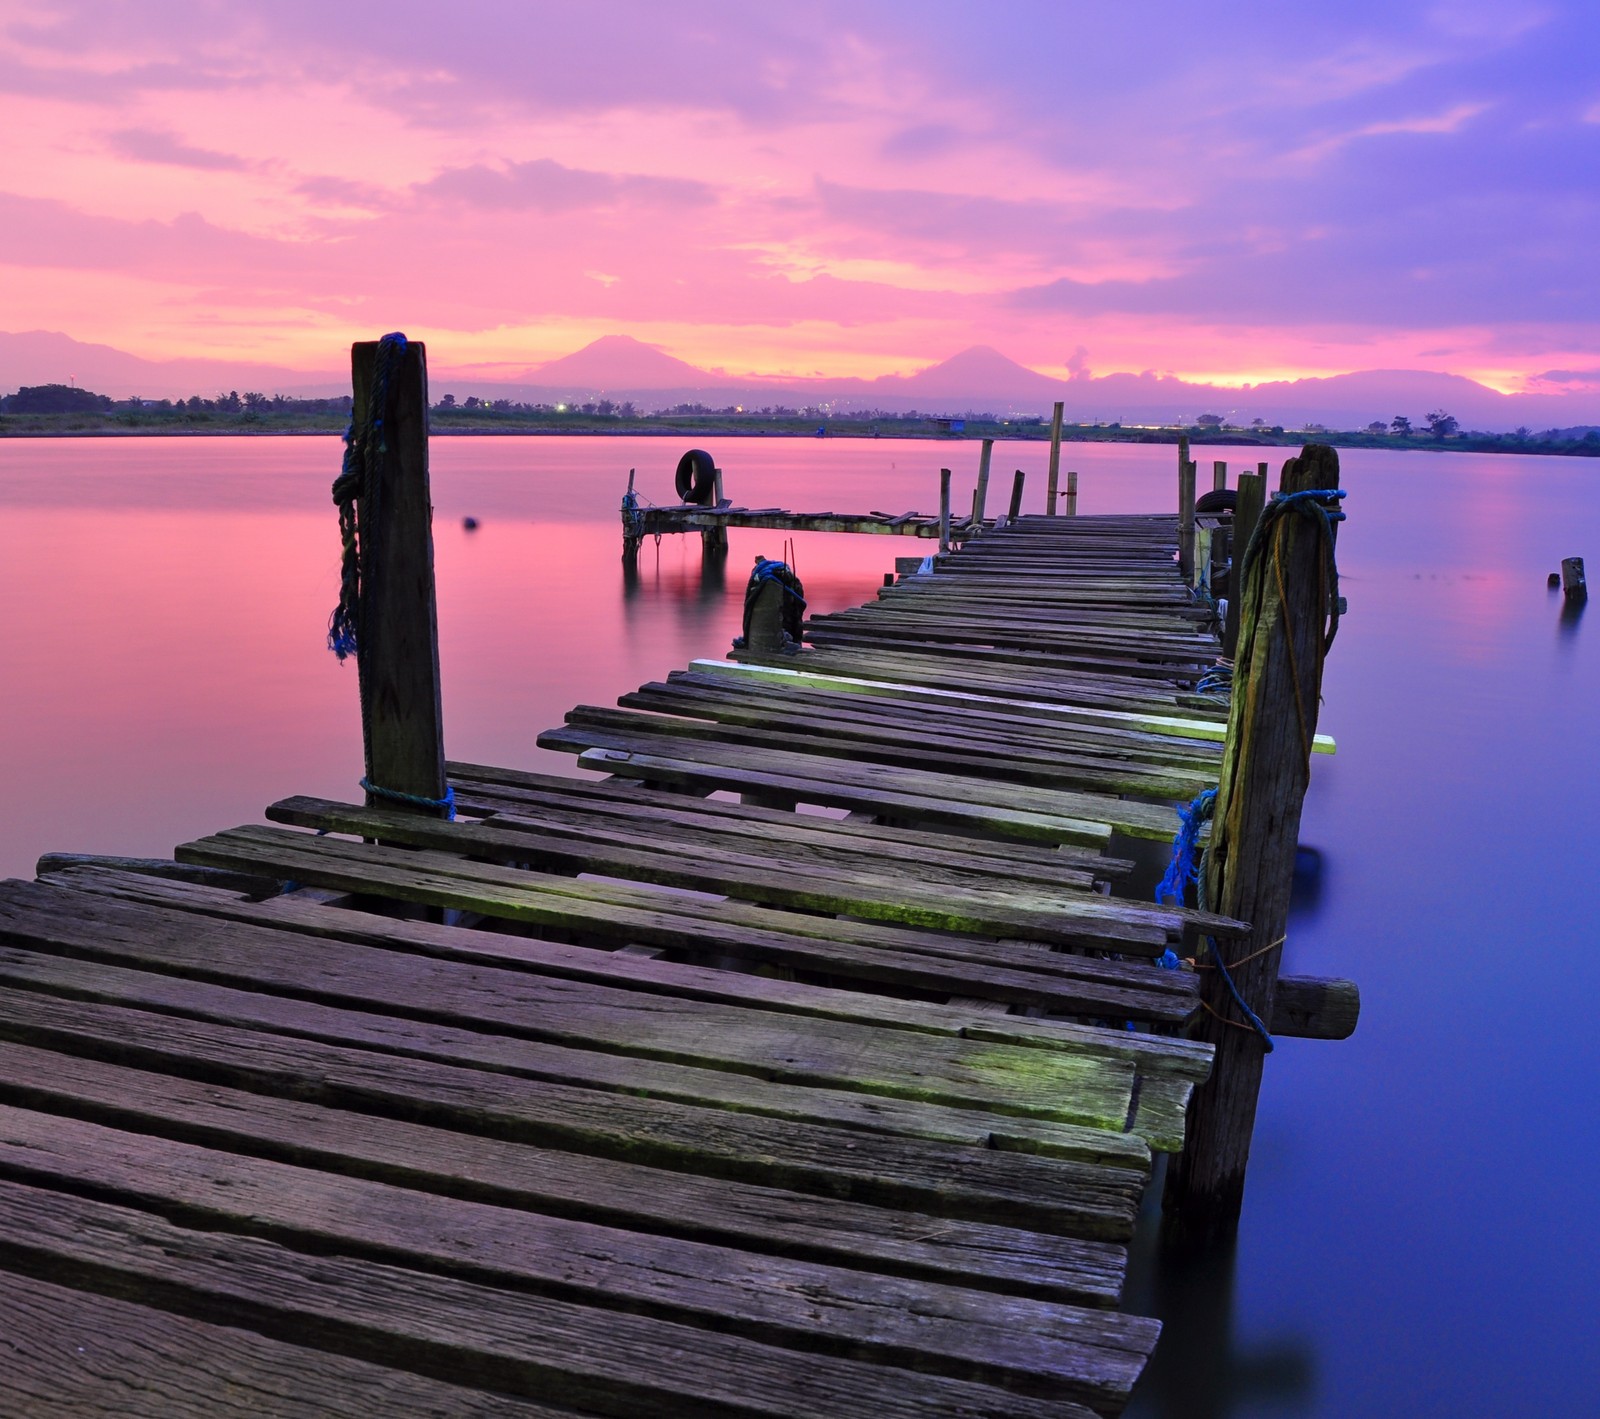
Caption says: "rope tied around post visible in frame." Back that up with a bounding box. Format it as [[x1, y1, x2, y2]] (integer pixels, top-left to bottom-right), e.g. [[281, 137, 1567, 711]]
[[359, 776, 455, 821], [327, 332, 409, 662], [1195, 661, 1234, 699], [752, 557, 807, 604], [1153, 786, 1274, 1049], [621, 488, 645, 540]]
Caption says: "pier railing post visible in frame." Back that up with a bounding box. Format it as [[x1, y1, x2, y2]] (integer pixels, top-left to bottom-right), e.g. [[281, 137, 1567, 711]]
[[1065, 469, 1079, 516], [971, 439, 994, 527], [1046, 402, 1064, 514], [939, 468, 952, 552], [349, 338, 448, 817], [1164, 444, 1344, 1243], [1008, 469, 1026, 522]]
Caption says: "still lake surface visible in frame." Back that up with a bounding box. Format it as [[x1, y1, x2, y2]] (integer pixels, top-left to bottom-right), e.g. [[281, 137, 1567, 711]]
[[2, 433, 1596, 1416]]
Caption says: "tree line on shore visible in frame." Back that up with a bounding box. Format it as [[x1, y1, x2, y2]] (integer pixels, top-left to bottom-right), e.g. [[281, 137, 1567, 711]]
[[2, 381, 1596, 457]]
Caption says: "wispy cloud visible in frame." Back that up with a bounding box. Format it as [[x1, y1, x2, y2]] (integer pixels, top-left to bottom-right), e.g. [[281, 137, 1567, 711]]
[[107, 127, 249, 171]]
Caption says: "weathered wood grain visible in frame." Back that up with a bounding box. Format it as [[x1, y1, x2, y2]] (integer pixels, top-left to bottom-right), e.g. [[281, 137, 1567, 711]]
[[0, 1036, 1132, 1304], [0, 1110, 1155, 1406], [0, 1180, 1105, 1419], [0, 1272, 580, 1419]]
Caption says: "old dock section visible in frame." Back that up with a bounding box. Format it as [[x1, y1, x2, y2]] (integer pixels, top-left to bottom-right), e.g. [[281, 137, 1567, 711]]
[[0, 340, 1357, 1417]]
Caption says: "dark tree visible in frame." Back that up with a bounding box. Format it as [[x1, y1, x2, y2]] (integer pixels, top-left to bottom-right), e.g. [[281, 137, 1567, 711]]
[[1424, 409, 1458, 439], [8, 382, 109, 413], [1390, 415, 1412, 436]]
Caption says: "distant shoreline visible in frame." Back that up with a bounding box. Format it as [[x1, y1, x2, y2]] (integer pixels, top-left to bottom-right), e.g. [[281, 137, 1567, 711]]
[[1, 416, 1596, 458]]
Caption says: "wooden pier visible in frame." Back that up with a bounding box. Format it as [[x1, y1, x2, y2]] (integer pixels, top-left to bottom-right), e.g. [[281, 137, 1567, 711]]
[[0, 344, 1356, 1416]]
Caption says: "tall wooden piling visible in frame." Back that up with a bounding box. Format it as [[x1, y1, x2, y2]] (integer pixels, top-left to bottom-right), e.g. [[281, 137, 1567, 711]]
[[971, 439, 994, 526], [938, 468, 952, 553], [1223, 472, 1265, 660], [1213, 460, 1227, 494], [1007, 469, 1026, 522], [1066, 469, 1079, 516], [1177, 445, 1197, 583], [349, 338, 448, 816], [1164, 445, 1344, 1243], [1046, 402, 1064, 514]]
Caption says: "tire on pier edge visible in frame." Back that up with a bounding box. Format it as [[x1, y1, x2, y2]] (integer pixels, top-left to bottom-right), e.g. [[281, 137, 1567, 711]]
[[675, 449, 718, 505]]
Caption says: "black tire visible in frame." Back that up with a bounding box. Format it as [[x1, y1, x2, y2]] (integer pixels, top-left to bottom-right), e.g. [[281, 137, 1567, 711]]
[[675, 449, 717, 505], [1196, 488, 1237, 513]]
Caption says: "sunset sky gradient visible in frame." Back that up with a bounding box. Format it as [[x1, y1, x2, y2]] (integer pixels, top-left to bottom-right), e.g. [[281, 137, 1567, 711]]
[[3, 0, 1597, 396]]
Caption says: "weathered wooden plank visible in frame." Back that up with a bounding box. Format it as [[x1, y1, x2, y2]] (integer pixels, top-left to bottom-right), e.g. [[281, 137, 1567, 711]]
[[0, 1109, 1154, 1407], [449, 757, 1121, 875], [0, 1036, 1131, 1304], [554, 741, 1181, 847], [0, 881, 1140, 1128], [264, 798, 1205, 955], [576, 702, 1210, 799], [0, 1271, 581, 1419], [0, 972, 1144, 1236], [51, 867, 1206, 1070], [0, 1179, 1105, 1419]]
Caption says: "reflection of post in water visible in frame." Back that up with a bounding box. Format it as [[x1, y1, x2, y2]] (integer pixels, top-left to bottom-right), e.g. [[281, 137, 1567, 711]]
[[1126, 1216, 1313, 1419]]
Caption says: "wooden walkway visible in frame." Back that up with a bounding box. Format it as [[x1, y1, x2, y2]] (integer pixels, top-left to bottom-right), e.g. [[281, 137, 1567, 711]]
[[2, 513, 1236, 1418]]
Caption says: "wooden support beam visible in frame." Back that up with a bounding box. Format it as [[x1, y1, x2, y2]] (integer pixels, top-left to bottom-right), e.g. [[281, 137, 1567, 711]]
[[1270, 975, 1360, 1040], [938, 467, 952, 553], [1008, 469, 1026, 522], [1046, 403, 1064, 515], [1212, 461, 1227, 494], [349, 338, 448, 817], [1164, 445, 1345, 1243], [1066, 470, 1079, 517], [1223, 473, 1265, 661], [971, 439, 994, 526]]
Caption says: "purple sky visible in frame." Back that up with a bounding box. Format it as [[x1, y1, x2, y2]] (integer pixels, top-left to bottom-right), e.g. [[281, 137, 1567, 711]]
[[2, 0, 1596, 401]]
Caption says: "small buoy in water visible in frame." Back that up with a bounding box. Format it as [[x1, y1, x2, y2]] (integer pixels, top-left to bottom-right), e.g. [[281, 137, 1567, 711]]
[[462, 516, 479, 531], [1548, 572, 1561, 588]]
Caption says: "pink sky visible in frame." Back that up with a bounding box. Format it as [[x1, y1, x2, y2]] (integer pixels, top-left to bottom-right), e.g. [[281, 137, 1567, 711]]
[[2, 0, 1597, 397]]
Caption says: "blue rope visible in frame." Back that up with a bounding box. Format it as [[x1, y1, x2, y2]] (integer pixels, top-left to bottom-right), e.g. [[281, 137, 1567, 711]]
[[1204, 934, 1275, 1051], [1155, 788, 1216, 913], [621, 488, 645, 540], [360, 776, 455, 820], [327, 332, 409, 661], [1194, 663, 1233, 698], [753, 557, 807, 606]]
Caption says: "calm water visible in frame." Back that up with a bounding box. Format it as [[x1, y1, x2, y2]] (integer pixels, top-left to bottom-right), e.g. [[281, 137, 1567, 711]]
[[2, 434, 1596, 1416]]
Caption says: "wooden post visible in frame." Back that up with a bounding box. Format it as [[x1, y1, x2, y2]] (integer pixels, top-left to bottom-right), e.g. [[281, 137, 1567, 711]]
[[702, 465, 728, 555], [1046, 403, 1064, 514], [1257, 461, 1269, 478], [938, 468, 952, 553], [1222, 472, 1265, 658], [1008, 469, 1026, 522], [746, 579, 787, 653], [1561, 557, 1587, 602], [1213, 460, 1227, 494], [971, 439, 994, 526], [349, 339, 447, 816], [1178, 455, 1197, 583], [1065, 470, 1079, 516], [1164, 445, 1344, 1243], [622, 468, 641, 562]]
